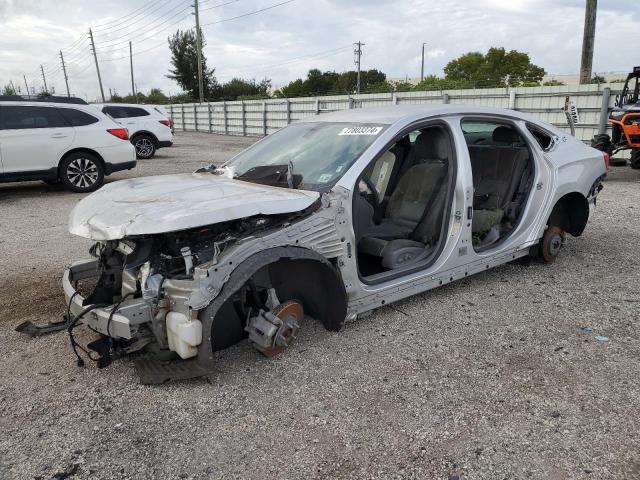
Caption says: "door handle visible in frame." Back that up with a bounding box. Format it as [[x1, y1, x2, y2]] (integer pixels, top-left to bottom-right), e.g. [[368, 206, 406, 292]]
[[51, 134, 68, 138]]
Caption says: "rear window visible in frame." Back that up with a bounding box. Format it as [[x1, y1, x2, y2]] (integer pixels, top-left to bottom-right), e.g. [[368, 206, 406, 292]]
[[526, 123, 554, 150], [102, 106, 126, 119], [1, 105, 68, 130], [58, 108, 99, 127], [123, 107, 150, 118]]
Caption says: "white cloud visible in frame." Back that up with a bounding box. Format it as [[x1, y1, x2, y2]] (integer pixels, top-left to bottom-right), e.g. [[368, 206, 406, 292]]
[[0, 0, 638, 101]]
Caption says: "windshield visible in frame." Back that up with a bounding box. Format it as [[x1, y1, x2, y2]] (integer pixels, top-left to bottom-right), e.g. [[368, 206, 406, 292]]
[[224, 122, 387, 190]]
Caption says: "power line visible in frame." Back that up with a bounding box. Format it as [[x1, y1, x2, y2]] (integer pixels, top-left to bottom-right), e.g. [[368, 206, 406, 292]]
[[200, 0, 297, 27], [94, 0, 184, 40], [91, 0, 171, 30], [200, 0, 242, 13]]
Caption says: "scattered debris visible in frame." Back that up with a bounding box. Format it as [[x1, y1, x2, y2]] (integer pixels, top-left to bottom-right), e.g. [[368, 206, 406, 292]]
[[595, 335, 609, 342], [581, 327, 593, 333]]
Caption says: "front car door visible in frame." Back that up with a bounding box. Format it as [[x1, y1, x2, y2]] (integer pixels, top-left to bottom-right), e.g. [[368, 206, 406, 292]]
[[0, 104, 74, 177]]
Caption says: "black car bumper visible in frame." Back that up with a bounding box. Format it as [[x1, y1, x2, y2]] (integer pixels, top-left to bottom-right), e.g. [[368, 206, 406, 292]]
[[105, 160, 137, 175], [158, 141, 173, 148]]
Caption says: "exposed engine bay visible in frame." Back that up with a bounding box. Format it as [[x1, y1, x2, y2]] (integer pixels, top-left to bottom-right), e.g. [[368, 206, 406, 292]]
[[63, 212, 317, 380]]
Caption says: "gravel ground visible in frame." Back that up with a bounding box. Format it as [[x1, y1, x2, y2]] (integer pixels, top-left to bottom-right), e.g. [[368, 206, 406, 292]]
[[1, 132, 639, 480]]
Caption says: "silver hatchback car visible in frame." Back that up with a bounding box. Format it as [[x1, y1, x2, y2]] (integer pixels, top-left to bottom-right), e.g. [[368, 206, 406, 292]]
[[62, 105, 607, 382]]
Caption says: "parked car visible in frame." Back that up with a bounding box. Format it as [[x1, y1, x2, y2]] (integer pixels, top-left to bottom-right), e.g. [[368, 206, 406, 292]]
[[95, 103, 173, 159], [0, 96, 136, 192], [62, 105, 606, 383]]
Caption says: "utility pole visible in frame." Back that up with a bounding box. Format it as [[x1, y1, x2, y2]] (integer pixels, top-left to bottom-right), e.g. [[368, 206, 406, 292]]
[[194, 0, 204, 103], [9, 80, 16, 94], [60, 50, 70, 97], [354, 41, 364, 95], [89, 28, 106, 102], [23, 75, 30, 97], [40, 65, 48, 94], [129, 41, 136, 101], [421, 43, 427, 82], [579, 0, 597, 84]]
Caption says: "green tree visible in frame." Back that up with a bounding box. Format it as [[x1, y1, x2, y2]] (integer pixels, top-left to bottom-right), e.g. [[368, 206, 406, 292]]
[[167, 29, 218, 101], [275, 68, 392, 97], [413, 75, 469, 91], [219, 78, 271, 100], [543, 79, 566, 86], [444, 47, 545, 87], [2, 83, 17, 95], [590, 74, 606, 84]]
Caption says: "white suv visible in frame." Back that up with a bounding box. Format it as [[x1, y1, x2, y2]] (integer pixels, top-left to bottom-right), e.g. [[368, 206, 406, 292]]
[[96, 104, 173, 159], [0, 96, 136, 193]]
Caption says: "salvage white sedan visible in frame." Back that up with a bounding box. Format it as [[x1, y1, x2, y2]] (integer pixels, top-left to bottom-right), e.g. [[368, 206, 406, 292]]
[[61, 105, 607, 383]]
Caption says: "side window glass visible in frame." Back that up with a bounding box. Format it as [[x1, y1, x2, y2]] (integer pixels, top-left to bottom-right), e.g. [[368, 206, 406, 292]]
[[1, 106, 67, 130], [103, 106, 124, 119], [59, 108, 99, 127], [124, 107, 149, 118], [526, 123, 554, 151]]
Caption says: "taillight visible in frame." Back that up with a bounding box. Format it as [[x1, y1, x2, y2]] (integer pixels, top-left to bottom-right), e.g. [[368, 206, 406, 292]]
[[602, 151, 610, 169], [107, 128, 129, 140], [159, 119, 171, 128]]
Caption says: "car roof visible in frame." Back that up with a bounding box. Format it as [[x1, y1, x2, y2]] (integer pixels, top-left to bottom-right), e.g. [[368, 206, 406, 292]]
[[95, 103, 155, 109], [301, 104, 541, 126], [0, 100, 96, 110]]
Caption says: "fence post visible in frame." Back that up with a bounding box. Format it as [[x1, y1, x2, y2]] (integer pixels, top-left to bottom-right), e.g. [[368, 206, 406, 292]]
[[181, 104, 185, 131], [392, 92, 398, 105], [194, 103, 198, 132], [348, 95, 353, 109], [286, 99, 291, 124], [508, 89, 517, 110], [223, 102, 228, 135], [207, 103, 212, 133], [315, 98, 320, 115], [598, 87, 611, 135], [442, 93, 450, 104], [241, 101, 246, 136], [262, 101, 267, 136]]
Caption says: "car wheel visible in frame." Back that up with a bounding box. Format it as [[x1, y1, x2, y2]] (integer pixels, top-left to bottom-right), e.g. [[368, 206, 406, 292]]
[[540, 225, 565, 263], [630, 150, 640, 169], [133, 134, 156, 159], [60, 153, 104, 193]]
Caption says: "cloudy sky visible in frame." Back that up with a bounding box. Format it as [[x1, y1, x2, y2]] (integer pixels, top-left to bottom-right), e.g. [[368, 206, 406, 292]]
[[0, 0, 638, 101]]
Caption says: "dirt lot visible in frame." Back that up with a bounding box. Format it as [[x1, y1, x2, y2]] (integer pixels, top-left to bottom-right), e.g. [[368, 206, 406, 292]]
[[1, 132, 639, 479]]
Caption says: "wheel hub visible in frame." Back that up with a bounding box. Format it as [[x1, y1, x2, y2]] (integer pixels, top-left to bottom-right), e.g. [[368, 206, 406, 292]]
[[246, 300, 304, 357], [548, 233, 562, 256], [67, 158, 98, 188]]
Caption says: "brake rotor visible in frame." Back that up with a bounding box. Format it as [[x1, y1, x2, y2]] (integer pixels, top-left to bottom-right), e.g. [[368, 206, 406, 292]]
[[262, 300, 304, 357]]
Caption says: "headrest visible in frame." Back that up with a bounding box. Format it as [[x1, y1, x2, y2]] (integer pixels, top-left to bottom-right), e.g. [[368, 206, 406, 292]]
[[413, 128, 449, 160], [492, 126, 521, 144]]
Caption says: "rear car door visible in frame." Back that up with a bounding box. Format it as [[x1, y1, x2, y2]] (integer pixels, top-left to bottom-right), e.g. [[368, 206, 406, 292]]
[[0, 105, 74, 175]]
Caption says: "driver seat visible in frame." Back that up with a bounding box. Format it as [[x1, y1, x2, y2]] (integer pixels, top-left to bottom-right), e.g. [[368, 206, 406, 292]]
[[358, 128, 449, 269]]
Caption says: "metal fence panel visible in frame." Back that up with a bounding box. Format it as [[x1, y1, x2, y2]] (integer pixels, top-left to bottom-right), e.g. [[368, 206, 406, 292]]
[[169, 84, 623, 143]]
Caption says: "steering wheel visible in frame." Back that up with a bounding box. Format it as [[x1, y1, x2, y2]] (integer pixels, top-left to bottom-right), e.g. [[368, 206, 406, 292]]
[[359, 176, 380, 208]]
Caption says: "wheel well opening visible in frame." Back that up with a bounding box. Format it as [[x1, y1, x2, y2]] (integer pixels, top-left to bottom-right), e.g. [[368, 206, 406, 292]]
[[131, 131, 159, 146], [206, 257, 347, 352], [547, 192, 589, 237], [58, 148, 105, 176]]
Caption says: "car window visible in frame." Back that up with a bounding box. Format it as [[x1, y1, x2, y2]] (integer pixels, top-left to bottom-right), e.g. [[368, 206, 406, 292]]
[[123, 107, 150, 118], [461, 122, 497, 134], [526, 123, 554, 150], [102, 106, 126, 119], [1, 105, 68, 130], [58, 108, 99, 127], [226, 122, 387, 190]]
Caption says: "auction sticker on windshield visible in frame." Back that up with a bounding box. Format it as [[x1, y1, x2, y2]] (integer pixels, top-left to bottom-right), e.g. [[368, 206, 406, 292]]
[[338, 126, 384, 136]]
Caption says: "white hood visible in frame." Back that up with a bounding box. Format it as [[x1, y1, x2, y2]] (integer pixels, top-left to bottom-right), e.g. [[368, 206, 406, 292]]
[[69, 173, 320, 240]]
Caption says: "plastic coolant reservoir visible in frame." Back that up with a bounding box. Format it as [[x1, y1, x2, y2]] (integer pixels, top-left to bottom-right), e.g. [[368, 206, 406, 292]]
[[166, 312, 202, 359]]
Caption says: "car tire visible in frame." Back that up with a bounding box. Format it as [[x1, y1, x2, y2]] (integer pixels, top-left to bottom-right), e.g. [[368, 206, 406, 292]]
[[630, 150, 640, 169], [132, 134, 156, 159], [59, 152, 104, 193], [540, 225, 565, 263]]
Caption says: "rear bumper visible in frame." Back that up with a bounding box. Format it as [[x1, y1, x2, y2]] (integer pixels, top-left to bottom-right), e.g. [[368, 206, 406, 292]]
[[105, 160, 137, 175], [63, 259, 152, 339], [158, 140, 173, 148]]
